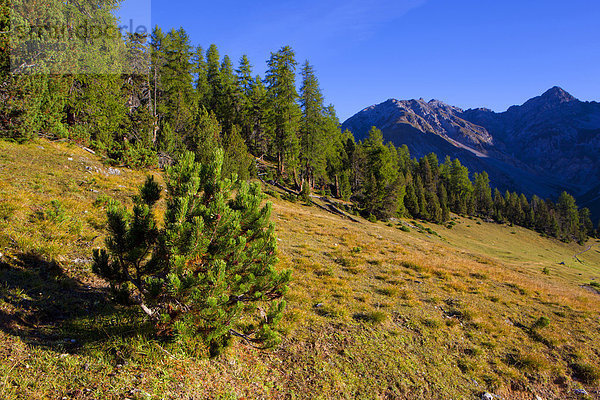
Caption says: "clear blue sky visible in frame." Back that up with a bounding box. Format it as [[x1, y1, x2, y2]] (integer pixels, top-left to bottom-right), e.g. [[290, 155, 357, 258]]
[[120, 0, 600, 121]]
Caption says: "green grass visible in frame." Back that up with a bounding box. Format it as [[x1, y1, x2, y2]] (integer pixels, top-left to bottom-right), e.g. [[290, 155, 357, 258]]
[[0, 139, 600, 399]]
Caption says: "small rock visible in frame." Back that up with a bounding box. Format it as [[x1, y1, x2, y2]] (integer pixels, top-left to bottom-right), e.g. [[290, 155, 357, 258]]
[[68, 157, 73, 161], [482, 393, 495, 400], [107, 167, 121, 175], [574, 389, 588, 396], [314, 303, 324, 308]]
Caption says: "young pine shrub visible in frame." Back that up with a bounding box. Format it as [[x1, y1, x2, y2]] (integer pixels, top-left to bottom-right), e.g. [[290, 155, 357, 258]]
[[92, 150, 291, 357]]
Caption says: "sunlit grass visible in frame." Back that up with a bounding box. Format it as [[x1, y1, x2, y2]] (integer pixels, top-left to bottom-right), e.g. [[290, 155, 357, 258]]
[[0, 139, 599, 399]]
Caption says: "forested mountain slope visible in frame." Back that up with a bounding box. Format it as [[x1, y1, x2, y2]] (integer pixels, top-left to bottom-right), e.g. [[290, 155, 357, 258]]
[[342, 87, 600, 213]]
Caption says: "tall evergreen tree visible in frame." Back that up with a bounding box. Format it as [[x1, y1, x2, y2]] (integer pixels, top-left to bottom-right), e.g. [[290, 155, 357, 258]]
[[556, 191, 579, 241], [193, 45, 210, 109], [205, 44, 221, 113], [247, 76, 270, 157], [299, 61, 327, 190], [361, 127, 401, 219], [265, 46, 301, 179], [473, 172, 493, 217], [236, 55, 254, 141], [158, 28, 195, 138]]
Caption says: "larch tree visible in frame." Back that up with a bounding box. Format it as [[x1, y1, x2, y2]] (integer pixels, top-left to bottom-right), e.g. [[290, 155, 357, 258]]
[[299, 61, 327, 190], [265, 46, 301, 179], [247, 76, 270, 157]]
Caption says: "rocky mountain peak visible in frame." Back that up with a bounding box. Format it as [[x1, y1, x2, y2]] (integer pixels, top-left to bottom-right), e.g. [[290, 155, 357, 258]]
[[506, 86, 579, 116], [540, 86, 577, 103]]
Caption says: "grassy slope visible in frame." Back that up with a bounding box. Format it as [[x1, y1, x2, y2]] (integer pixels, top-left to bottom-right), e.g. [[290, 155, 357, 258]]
[[0, 139, 599, 399]]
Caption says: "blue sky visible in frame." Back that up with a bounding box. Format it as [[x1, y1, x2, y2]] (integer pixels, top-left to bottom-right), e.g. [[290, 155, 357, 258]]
[[119, 0, 600, 121]]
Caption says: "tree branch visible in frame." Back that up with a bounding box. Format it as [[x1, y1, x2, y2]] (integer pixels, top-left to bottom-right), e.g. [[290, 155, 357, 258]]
[[228, 329, 264, 349]]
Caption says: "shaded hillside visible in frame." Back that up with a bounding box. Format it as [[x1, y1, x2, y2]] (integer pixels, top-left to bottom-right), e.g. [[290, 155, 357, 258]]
[[463, 87, 600, 187]]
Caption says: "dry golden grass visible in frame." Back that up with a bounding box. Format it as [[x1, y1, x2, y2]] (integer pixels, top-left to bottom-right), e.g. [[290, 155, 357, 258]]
[[0, 139, 599, 399]]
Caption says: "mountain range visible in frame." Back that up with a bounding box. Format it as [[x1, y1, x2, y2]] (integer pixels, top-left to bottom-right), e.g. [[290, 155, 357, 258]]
[[342, 87, 600, 219]]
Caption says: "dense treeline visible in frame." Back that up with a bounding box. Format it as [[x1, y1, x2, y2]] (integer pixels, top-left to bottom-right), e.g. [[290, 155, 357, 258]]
[[1, 12, 597, 243], [352, 128, 596, 243]]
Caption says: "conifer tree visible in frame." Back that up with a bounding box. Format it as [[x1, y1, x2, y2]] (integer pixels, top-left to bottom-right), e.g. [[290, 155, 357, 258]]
[[247, 76, 270, 157], [438, 183, 450, 222], [236, 55, 254, 96], [236, 55, 254, 141], [448, 158, 473, 214], [556, 191, 579, 241], [186, 108, 222, 165], [404, 177, 419, 218], [265, 46, 301, 179], [426, 191, 443, 223], [327, 129, 354, 200], [578, 208, 593, 243], [205, 44, 222, 112], [120, 33, 156, 167], [159, 28, 195, 137], [361, 127, 401, 219], [299, 61, 326, 190], [414, 175, 429, 219], [473, 172, 493, 217], [150, 26, 166, 135], [193, 45, 210, 109], [493, 188, 505, 222], [93, 150, 290, 356], [223, 125, 255, 181], [215, 55, 239, 133]]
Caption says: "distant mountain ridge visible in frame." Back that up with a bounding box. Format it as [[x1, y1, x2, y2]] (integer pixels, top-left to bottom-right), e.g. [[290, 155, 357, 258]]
[[342, 87, 600, 217]]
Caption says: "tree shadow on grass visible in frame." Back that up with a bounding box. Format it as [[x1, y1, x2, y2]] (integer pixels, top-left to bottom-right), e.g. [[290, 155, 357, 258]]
[[0, 252, 154, 355]]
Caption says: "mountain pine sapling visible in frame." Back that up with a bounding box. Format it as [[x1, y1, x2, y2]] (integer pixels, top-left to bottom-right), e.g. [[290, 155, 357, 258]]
[[93, 149, 290, 356]]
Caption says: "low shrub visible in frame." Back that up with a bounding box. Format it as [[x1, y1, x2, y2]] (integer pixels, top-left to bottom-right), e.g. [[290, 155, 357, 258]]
[[353, 311, 386, 324], [570, 362, 600, 384]]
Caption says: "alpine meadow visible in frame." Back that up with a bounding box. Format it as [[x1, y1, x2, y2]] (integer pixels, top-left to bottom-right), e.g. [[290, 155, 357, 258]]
[[1, 1, 599, 399]]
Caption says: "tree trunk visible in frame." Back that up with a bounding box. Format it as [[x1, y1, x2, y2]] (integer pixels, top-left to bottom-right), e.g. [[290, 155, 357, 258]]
[[277, 152, 284, 176], [293, 167, 300, 190]]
